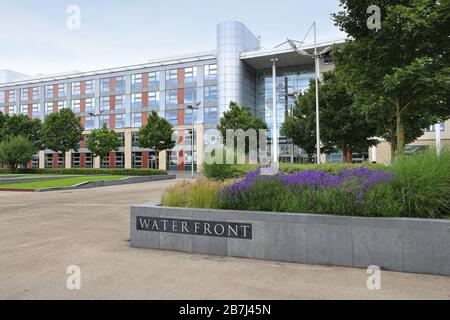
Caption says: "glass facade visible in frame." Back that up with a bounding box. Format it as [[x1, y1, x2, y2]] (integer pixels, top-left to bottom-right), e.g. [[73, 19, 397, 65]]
[[256, 66, 315, 163]]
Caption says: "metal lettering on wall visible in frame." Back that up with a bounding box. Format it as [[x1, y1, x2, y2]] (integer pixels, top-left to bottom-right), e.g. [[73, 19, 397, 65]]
[[136, 217, 252, 240]]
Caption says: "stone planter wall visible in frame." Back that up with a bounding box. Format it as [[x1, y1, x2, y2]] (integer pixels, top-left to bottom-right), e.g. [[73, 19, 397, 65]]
[[130, 204, 450, 276]]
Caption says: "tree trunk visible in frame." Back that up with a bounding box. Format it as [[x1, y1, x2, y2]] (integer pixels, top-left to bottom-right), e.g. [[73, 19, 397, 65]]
[[342, 144, 352, 163], [395, 100, 405, 157]]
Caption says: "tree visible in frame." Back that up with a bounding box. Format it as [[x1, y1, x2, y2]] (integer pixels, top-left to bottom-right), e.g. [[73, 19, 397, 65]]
[[282, 72, 378, 162], [137, 110, 175, 159], [217, 101, 268, 154], [332, 0, 450, 157], [86, 124, 121, 160], [41, 109, 84, 162], [0, 114, 42, 149], [0, 136, 35, 172], [0, 112, 6, 142]]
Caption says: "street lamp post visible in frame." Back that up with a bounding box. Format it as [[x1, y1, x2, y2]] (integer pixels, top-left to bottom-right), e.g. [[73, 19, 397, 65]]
[[283, 22, 330, 164], [269, 58, 279, 164], [186, 103, 201, 179]]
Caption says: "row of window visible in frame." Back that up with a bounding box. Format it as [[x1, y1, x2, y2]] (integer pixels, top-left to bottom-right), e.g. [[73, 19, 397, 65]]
[[0, 64, 217, 102], [2, 86, 218, 115]]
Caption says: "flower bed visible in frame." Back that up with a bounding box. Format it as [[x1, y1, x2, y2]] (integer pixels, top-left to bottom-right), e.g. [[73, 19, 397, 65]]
[[217, 167, 402, 217]]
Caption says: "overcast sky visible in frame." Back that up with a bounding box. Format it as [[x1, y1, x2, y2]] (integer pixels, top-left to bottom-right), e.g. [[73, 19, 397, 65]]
[[0, 0, 346, 76]]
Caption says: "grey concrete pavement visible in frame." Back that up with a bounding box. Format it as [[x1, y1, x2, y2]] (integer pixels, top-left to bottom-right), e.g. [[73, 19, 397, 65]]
[[0, 180, 449, 300]]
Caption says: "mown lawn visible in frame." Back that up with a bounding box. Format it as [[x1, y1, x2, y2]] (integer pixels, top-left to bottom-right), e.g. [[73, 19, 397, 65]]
[[0, 176, 128, 189]]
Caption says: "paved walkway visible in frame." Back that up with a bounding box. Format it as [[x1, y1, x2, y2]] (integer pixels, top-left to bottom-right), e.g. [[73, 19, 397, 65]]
[[0, 180, 448, 300]]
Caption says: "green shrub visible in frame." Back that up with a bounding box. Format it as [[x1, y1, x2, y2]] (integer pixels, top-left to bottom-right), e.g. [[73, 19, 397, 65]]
[[204, 161, 387, 180], [161, 179, 224, 209], [391, 147, 450, 218], [0, 168, 167, 176], [0, 136, 36, 173]]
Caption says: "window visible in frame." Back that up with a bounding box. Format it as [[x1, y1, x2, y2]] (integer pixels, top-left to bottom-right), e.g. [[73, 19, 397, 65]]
[[32, 154, 39, 168], [8, 90, 16, 103], [45, 102, 53, 115], [324, 53, 333, 65], [72, 82, 81, 95], [85, 153, 93, 168], [132, 133, 139, 147], [21, 105, 29, 116], [100, 78, 110, 92], [115, 76, 126, 91], [117, 133, 125, 147], [85, 98, 95, 113], [166, 90, 178, 105], [32, 87, 40, 100], [131, 93, 142, 109], [148, 91, 160, 108], [131, 112, 142, 128], [184, 67, 197, 83], [166, 110, 178, 125], [204, 85, 218, 103], [32, 103, 40, 117], [132, 152, 143, 168], [71, 99, 81, 113], [72, 153, 80, 168], [57, 100, 66, 111], [85, 116, 94, 129], [132, 74, 143, 91], [166, 69, 178, 84], [148, 71, 160, 86], [115, 95, 125, 111], [57, 84, 65, 97], [184, 108, 196, 125], [101, 156, 110, 168], [204, 64, 217, 81], [0, 91, 5, 102], [85, 80, 94, 94], [100, 96, 110, 111], [204, 107, 218, 124], [45, 85, 54, 99], [21, 89, 29, 101], [184, 87, 197, 105], [100, 115, 110, 128], [8, 105, 17, 114], [428, 122, 445, 132], [45, 154, 53, 168], [115, 152, 124, 168], [115, 114, 125, 129]]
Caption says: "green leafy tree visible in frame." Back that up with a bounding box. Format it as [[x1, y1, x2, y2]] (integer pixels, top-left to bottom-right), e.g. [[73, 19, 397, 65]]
[[41, 109, 84, 164], [332, 0, 450, 156], [86, 124, 121, 160], [137, 110, 176, 159], [282, 72, 377, 162], [0, 136, 35, 172], [217, 101, 268, 154], [0, 114, 42, 149], [0, 112, 6, 142]]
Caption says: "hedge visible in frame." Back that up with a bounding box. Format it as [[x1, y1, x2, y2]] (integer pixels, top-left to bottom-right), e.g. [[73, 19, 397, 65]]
[[203, 162, 387, 180], [0, 168, 167, 176]]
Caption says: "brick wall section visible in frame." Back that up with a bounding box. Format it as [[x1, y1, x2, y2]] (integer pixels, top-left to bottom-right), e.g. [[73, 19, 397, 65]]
[[28, 88, 33, 117], [109, 95, 115, 128], [4, 90, 9, 114], [52, 153, 58, 168], [142, 152, 149, 169], [178, 133, 185, 171], [109, 152, 116, 169], [80, 153, 86, 168], [53, 85, 58, 113]]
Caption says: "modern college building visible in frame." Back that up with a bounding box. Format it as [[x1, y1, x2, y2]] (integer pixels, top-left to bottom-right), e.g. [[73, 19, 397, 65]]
[[0, 21, 447, 170]]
